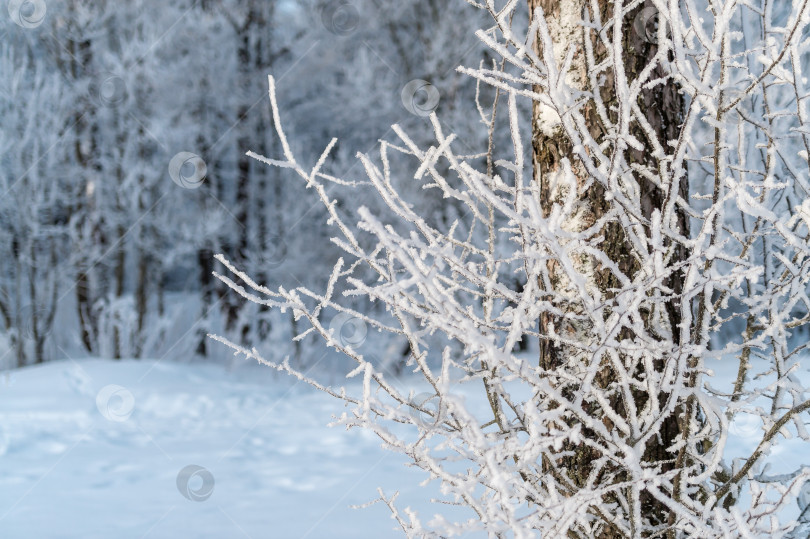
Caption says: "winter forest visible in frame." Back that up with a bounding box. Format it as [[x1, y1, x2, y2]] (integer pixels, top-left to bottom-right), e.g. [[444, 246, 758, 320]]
[[2, 0, 810, 537]]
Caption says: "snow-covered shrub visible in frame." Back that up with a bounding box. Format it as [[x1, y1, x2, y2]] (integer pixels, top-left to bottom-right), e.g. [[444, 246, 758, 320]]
[[215, 0, 810, 536]]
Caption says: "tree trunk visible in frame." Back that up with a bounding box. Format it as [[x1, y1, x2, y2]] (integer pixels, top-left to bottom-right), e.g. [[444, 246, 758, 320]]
[[60, 25, 101, 356], [112, 223, 125, 359], [196, 247, 214, 357], [225, 0, 276, 343], [529, 0, 688, 534], [223, 12, 257, 336], [134, 127, 149, 359]]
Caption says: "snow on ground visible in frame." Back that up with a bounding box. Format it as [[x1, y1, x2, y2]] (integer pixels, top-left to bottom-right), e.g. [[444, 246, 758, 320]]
[[0, 353, 807, 537], [0, 358, 440, 538]]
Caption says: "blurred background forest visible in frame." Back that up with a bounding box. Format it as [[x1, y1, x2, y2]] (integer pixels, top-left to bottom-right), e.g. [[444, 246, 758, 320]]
[[0, 0, 522, 370]]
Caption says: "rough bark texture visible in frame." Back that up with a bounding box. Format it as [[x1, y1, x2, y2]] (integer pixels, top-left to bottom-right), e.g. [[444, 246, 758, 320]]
[[529, 0, 688, 535]]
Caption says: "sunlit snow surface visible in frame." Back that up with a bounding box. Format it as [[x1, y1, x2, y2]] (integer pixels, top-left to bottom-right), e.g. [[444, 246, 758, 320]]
[[0, 359, 434, 538]]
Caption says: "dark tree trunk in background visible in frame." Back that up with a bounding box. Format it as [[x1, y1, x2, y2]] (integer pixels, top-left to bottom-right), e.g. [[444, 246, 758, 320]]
[[223, 0, 276, 344], [529, 0, 688, 535], [64, 30, 101, 356], [196, 247, 214, 357], [113, 223, 125, 359], [134, 125, 150, 359], [195, 64, 214, 357]]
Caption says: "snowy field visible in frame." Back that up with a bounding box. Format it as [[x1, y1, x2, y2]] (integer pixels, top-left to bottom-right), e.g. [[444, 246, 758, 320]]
[[1, 354, 808, 537], [0, 358, 439, 538]]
